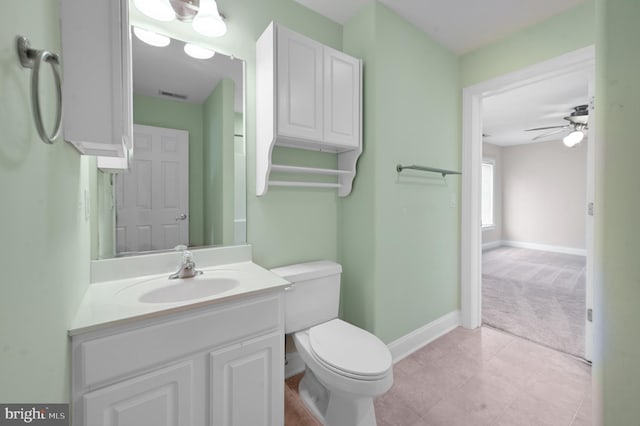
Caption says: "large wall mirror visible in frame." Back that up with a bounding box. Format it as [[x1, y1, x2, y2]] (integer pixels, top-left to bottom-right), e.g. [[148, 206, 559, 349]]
[[94, 15, 246, 259]]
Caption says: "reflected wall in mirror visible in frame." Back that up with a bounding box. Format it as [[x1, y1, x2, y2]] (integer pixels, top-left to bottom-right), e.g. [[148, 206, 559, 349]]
[[96, 28, 246, 259]]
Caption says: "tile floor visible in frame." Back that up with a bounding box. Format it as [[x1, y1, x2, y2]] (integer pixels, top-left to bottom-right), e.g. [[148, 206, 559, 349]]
[[374, 326, 592, 426]]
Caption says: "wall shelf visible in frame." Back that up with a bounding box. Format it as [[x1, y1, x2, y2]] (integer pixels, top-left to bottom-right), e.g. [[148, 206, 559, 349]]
[[268, 181, 342, 189], [270, 164, 352, 175]]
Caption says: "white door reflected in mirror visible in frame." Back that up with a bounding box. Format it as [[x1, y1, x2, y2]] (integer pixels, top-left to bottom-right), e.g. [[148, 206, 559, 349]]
[[115, 124, 190, 254]]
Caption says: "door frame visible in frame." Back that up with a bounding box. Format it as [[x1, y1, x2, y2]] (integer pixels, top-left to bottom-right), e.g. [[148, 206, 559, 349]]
[[460, 45, 595, 360]]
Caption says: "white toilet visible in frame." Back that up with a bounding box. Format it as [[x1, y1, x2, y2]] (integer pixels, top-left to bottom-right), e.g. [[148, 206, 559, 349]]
[[271, 261, 393, 426]]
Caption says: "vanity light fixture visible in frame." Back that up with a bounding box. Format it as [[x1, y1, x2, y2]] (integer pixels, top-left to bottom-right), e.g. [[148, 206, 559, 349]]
[[133, 27, 171, 47], [563, 130, 585, 147], [192, 0, 227, 37], [134, 0, 227, 38], [184, 43, 215, 59]]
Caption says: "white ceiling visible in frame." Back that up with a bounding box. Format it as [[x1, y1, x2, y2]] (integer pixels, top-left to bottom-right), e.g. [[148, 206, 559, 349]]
[[132, 33, 244, 111], [482, 70, 590, 146], [295, 0, 587, 54]]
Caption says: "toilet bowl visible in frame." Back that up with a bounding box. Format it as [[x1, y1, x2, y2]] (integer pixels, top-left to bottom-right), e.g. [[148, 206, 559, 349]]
[[271, 261, 393, 426]]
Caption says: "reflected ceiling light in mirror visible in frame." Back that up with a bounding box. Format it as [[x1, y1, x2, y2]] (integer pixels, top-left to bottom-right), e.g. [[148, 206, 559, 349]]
[[192, 0, 227, 37], [563, 130, 585, 147], [133, 0, 175, 22], [169, 0, 199, 22], [133, 27, 171, 47], [184, 43, 215, 59]]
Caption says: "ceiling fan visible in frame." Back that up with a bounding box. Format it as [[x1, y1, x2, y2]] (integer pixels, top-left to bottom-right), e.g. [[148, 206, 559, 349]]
[[525, 104, 589, 147]]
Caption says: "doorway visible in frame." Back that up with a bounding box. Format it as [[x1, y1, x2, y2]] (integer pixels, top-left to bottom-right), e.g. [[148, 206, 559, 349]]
[[461, 46, 595, 361]]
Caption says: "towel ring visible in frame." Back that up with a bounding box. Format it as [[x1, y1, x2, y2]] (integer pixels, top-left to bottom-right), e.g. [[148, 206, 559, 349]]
[[17, 36, 63, 145]]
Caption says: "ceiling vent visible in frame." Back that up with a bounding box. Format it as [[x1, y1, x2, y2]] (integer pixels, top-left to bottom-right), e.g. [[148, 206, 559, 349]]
[[159, 90, 188, 100]]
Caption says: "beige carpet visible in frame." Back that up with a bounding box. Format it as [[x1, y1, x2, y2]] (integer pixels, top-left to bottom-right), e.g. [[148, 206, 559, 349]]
[[285, 373, 322, 426], [482, 246, 586, 357]]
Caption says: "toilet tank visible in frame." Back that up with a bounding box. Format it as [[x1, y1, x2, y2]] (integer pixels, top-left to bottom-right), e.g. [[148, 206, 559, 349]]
[[270, 261, 342, 334]]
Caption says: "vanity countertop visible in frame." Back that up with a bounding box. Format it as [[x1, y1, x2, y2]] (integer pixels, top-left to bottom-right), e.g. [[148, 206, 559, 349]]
[[69, 261, 289, 336]]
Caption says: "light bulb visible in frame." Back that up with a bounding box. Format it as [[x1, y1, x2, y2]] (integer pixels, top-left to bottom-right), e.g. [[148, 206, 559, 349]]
[[133, 27, 171, 47], [563, 131, 584, 147], [192, 0, 227, 37], [184, 43, 215, 59], [133, 0, 175, 22]]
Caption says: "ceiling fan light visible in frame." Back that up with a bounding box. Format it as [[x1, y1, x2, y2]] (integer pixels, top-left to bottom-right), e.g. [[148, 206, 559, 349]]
[[563, 130, 584, 147], [133, 0, 175, 22], [184, 43, 215, 59], [133, 27, 171, 47], [192, 0, 227, 37]]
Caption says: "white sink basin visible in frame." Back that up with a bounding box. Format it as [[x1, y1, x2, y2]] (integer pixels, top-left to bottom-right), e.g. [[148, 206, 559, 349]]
[[117, 271, 240, 304]]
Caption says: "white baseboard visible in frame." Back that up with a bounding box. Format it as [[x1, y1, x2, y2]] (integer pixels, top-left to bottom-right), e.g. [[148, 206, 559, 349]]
[[285, 351, 306, 379], [387, 310, 461, 363], [502, 240, 586, 256], [482, 241, 502, 251]]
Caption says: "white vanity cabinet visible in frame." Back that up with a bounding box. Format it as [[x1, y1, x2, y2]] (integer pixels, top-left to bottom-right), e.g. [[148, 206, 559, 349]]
[[70, 292, 284, 426], [257, 22, 362, 197], [59, 0, 133, 160]]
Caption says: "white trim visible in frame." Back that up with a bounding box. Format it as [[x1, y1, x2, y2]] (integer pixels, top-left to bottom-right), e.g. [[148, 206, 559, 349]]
[[501, 240, 586, 257], [482, 240, 502, 251], [461, 45, 595, 330], [387, 310, 461, 363]]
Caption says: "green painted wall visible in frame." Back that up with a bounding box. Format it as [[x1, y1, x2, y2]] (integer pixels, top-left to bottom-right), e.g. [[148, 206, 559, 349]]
[[341, 3, 460, 343], [595, 0, 640, 423], [133, 94, 206, 246], [339, 4, 377, 332], [203, 78, 235, 245], [460, 0, 596, 87], [0, 1, 91, 401], [132, 0, 343, 268]]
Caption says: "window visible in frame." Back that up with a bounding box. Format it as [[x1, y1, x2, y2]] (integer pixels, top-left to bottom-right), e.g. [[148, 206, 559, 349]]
[[481, 161, 494, 228]]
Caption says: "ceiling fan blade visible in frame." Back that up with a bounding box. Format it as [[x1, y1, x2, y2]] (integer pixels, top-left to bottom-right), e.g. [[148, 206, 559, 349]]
[[532, 128, 569, 140], [525, 125, 570, 132]]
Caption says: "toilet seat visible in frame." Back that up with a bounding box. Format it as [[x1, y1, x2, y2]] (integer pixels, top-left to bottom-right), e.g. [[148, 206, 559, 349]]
[[308, 319, 392, 381]]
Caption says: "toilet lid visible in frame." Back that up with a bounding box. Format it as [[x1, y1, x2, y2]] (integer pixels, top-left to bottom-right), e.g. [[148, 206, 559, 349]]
[[309, 319, 392, 378]]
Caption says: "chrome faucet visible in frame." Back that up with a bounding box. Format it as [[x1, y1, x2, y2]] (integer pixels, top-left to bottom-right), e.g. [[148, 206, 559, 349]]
[[169, 245, 202, 279]]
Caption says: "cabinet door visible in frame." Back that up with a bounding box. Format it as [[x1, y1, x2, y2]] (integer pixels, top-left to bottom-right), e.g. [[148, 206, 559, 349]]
[[82, 361, 193, 426], [60, 0, 132, 158], [324, 47, 361, 149], [210, 332, 283, 426], [276, 26, 323, 142]]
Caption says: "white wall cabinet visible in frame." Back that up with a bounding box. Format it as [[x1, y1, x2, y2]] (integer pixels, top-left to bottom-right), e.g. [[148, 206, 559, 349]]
[[71, 293, 284, 426], [59, 0, 133, 160], [257, 22, 362, 197]]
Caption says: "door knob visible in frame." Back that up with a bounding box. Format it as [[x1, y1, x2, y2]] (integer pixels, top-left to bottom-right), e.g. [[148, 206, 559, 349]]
[[176, 213, 188, 221]]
